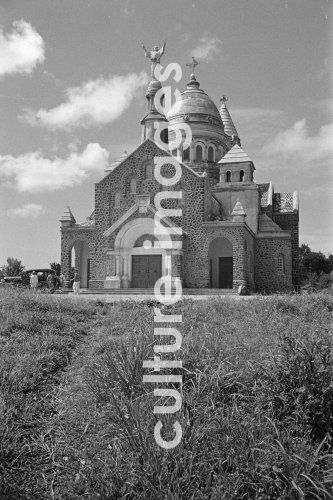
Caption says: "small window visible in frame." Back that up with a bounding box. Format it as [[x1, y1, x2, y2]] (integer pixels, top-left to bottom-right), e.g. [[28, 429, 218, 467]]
[[240, 170, 244, 182], [277, 254, 285, 274], [130, 178, 137, 194], [114, 192, 121, 208], [171, 149, 177, 157], [195, 145, 203, 162], [146, 163, 153, 180], [208, 146, 214, 162], [226, 171, 231, 182], [183, 147, 190, 161]]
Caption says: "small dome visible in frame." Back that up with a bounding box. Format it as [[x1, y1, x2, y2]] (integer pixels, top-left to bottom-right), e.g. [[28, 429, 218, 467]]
[[167, 75, 222, 124], [146, 78, 162, 97]]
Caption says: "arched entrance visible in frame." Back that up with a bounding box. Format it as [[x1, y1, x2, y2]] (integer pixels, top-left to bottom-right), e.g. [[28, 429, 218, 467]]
[[208, 237, 233, 288], [111, 218, 167, 289], [70, 240, 90, 288]]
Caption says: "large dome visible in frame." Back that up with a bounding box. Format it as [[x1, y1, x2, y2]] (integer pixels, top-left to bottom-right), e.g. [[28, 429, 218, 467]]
[[166, 74, 222, 125]]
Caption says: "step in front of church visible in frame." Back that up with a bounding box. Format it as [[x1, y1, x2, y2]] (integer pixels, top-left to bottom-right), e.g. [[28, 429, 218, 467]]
[[75, 288, 238, 296]]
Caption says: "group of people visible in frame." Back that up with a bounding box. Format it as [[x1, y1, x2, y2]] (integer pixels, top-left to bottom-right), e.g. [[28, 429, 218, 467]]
[[29, 271, 80, 294]]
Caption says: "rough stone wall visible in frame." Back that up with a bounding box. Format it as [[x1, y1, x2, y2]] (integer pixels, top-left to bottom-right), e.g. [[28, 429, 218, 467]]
[[60, 227, 97, 286], [95, 140, 182, 233], [189, 223, 249, 289], [255, 237, 293, 292], [244, 230, 255, 290], [273, 213, 299, 289]]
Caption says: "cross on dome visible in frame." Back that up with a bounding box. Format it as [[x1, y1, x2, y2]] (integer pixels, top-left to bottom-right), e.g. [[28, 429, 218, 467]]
[[186, 56, 199, 75]]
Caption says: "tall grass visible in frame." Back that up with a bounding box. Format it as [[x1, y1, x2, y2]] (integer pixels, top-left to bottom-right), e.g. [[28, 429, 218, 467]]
[[1, 290, 333, 499]]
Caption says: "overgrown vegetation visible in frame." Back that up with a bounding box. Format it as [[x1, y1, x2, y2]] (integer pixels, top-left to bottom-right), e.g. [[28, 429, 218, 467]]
[[299, 244, 333, 291], [0, 289, 333, 499]]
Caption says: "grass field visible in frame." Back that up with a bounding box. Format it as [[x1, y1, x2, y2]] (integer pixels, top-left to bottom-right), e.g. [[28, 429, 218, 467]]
[[0, 288, 333, 499]]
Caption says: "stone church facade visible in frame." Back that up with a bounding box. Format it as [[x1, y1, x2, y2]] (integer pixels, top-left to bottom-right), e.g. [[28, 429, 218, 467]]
[[60, 62, 299, 293]]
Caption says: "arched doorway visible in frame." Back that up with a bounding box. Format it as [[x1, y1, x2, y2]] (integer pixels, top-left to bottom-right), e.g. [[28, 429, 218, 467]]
[[113, 218, 166, 288], [70, 240, 90, 288], [208, 237, 233, 288]]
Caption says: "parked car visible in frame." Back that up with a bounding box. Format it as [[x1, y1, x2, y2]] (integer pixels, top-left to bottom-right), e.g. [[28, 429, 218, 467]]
[[1, 276, 23, 286], [21, 269, 56, 288]]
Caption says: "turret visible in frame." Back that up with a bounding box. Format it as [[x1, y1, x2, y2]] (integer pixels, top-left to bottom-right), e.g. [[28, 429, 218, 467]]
[[219, 96, 241, 146], [218, 144, 255, 184], [60, 206, 76, 228]]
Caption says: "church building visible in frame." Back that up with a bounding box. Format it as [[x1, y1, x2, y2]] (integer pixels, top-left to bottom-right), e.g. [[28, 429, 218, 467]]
[[60, 48, 299, 293]]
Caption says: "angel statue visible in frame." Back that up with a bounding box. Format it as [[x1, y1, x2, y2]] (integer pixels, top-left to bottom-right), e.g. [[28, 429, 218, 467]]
[[141, 40, 166, 78]]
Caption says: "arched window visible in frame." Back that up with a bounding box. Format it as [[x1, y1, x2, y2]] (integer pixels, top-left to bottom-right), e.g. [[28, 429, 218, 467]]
[[146, 163, 153, 180], [277, 254, 285, 274], [226, 171, 231, 182], [130, 178, 137, 194], [183, 147, 190, 162], [161, 127, 168, 146], [114, 192, 121, 208], [195, 145, 203, 162], [240, 170, 245, 182], [208, 146, 214, 162]]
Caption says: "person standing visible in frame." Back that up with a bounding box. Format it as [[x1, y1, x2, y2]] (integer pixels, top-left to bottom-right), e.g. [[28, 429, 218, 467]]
[[59, 273, 65, 291], [73, 272, 80, 295], [30, 271, 38, 291]]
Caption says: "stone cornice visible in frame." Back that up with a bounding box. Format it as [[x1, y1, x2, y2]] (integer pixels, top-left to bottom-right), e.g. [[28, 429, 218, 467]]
[[212, 183, 258, 192], [256, 232, 291, 239], [60, 226, 96, 232], [202, 220, 256, 238]]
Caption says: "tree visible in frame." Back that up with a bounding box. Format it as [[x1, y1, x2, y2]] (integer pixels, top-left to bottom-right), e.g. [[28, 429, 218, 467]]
[[299, 245, 333, 288], [3, 257, 25, 277], [50, 262, 61, 276]]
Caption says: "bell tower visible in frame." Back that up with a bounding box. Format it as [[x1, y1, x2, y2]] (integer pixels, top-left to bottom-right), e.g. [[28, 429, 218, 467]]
[[140, 41, 168, 146]]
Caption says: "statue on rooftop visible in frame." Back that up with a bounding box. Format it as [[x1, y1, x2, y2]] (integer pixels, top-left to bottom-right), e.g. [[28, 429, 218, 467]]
[[141, 40, 166, 78]]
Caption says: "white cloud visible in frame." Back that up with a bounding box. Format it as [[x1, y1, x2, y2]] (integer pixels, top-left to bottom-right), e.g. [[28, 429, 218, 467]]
[[262, 119, 333, 163], [0, 19, 45, 77], [7, 203, 44, 218], [190, 36, 222, 61], [22, 72, 148, 130], [0, 143, 109, 192]]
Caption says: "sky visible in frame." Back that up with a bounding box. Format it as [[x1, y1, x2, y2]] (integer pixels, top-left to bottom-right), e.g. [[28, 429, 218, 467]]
[[0, 0, 332, 268]]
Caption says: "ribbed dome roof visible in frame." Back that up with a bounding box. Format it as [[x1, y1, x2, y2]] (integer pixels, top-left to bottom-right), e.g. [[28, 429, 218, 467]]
[[167, 74, 222, 124]]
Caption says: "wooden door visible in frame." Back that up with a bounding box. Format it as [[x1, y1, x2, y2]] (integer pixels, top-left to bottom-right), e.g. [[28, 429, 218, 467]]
[[219, 257, 233, 288], [132, 255, 162, 288]]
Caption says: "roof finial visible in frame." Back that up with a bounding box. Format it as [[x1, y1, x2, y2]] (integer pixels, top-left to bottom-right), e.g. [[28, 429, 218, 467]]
[[186, 56, 199, 77], [220, 95, 228, 104], [186, 57, 200, 89]]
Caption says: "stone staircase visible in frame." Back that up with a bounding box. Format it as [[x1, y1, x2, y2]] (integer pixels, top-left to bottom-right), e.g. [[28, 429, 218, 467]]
[[78, 288, 237, 296]]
